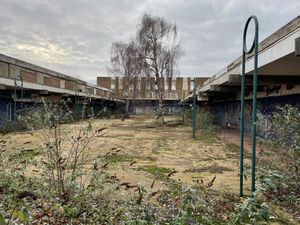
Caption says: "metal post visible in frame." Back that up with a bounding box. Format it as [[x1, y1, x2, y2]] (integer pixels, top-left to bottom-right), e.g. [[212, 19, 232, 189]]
[[251, 18, 259, 194], [14, 82, 17, 121], [240, 15, 259, 196], [13, 77, 24, 121], [192, 78, 197, 139], [20, 80, 24, 110], [240, 50, 246, 197], [75, 89, 80, 121]]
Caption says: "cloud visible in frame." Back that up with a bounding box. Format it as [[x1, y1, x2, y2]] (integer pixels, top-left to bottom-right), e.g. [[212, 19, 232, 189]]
[[0, 0, 299, 83]]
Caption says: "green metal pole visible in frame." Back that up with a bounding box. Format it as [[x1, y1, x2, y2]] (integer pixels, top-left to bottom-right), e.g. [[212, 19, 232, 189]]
[[14, 82, 17, 121], [240, 15, 259, 196], [240, 50, 246, 197], [251, 18, 259, 193], [75, 90, 80, 121], [192, 79, 197, 139], [20, 79, 24, 111]]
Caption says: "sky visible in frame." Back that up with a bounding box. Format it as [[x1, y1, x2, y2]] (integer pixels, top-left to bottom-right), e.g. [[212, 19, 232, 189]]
[[0, 0, 299, 84]]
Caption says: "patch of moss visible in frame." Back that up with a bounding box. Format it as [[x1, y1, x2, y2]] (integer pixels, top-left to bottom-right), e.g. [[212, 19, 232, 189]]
[[8, 148, 40, 162], [225, 142, 251, 158], [195, 132, 218, 144], [184, 165, 234, 174], [105, 154, 133, 164], [225, 142, 240, 152], [138, 165, 173, 177]]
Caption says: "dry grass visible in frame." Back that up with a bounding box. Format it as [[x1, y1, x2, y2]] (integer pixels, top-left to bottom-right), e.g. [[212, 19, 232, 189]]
[[1, 116, 251, 195]]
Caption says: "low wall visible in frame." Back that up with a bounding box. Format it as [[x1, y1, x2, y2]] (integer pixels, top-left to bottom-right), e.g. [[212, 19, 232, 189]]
[[208, 94, 300, 134], [128, 99, 181, 115]]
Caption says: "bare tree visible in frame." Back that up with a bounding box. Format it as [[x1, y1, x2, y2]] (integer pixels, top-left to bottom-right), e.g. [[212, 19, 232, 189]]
[[137, 13, 183, 123], [109, 41, 141, 116]]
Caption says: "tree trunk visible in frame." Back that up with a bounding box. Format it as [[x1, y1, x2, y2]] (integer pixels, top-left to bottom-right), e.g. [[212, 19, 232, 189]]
[[125, 99, 129, 117], [155, 75, 164, 124]]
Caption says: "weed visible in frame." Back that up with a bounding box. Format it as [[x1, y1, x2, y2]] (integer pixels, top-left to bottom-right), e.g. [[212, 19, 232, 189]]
[[257, 104, 300, 220], [225, 142, 240, 152], [105, 154, 133, 164], [152, 136, 167, 154], [138, 165, 173, 178], [195, 132, 218, 144], [8, 148, 40, 162], [184, 165, 234, 174]]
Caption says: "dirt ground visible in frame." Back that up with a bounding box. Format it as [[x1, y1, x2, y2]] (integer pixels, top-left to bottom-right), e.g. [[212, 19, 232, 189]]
[[2, 115, 298, 224], [2, 115, 251, 195]]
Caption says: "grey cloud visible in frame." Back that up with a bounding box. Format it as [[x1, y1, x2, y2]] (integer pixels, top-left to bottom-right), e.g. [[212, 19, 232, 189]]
[[0, 0, 299, 83]]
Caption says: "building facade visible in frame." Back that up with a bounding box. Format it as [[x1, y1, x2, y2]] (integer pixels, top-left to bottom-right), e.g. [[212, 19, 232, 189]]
[[97, 76, 208, 100]]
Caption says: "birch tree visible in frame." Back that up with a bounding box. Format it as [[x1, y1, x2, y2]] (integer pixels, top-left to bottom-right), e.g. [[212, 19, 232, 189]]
[[137, 13, 183, 123], [109, 40, 141, 116]]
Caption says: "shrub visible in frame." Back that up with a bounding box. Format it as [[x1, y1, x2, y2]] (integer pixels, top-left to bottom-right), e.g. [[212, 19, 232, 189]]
[[257, 104, 300, 220], [182, 106, 217, 133]]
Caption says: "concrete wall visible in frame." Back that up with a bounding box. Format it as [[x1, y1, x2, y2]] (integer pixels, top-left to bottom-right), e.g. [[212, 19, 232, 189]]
[[0, 62, 9, 78], [128, 99, 182, 115], [209, 94, 300, 134]]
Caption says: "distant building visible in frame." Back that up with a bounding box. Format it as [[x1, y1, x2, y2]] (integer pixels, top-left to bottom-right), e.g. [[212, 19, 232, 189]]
[[97, 76, 208, 100]]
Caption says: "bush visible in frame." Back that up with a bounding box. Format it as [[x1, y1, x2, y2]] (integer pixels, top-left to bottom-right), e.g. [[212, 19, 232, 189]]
[[183, 106, 217, 133], [257, 104, 300, 220], [196, 108, 217, 133]]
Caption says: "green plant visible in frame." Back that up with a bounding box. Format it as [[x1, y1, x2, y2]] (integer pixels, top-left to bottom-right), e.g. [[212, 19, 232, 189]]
[[138, 165, 173, 178], [0, 140, 34, 225], [183, 107, 217, 134], [172, 187, 198, 225], [257, 105, 300, 220], [196, 108, 217, 133], [229, 193, 270, 225]]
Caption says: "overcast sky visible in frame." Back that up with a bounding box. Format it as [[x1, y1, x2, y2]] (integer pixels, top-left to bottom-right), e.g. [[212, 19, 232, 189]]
[[0, 0, 299, 83]]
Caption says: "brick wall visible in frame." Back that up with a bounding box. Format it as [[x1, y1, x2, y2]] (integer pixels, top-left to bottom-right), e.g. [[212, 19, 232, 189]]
[[176, 78, 183, 99], [96, 76, 209, 100], [21, 70, 37, 83], [97, 77, 111, 89], [65, 81, 74, 90], [44, 76, 60, 88], [195, 77, 207, 86]]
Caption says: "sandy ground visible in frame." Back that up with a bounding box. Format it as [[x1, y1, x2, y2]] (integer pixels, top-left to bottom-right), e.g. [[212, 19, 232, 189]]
[[1, 115, 298, 224], [1, 115, 252, 195]]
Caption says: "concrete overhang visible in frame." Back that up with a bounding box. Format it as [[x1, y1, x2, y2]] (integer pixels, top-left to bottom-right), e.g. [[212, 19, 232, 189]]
[[200, 73, 240, 92], [198, 15, 300, 97], [0, 77, 123, 102], [245, 28, 300, 75], [180, 91, 208, 103]]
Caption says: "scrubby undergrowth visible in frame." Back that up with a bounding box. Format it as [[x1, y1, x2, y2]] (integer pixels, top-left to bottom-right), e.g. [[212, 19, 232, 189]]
[[0, 102, 299, 224]]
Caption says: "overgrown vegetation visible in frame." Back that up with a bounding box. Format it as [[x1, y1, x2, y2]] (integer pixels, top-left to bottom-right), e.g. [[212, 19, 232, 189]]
[[183, 106, 217, 134], [257, 104, 300, 220], [0, 102, 299, 224]]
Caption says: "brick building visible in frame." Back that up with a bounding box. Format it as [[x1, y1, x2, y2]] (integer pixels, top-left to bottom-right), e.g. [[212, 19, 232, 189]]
[[97, 76, 208, 100]]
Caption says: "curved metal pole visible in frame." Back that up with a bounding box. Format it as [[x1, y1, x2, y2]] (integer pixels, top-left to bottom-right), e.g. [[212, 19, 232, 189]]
[[240, 15, 259, 196]]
